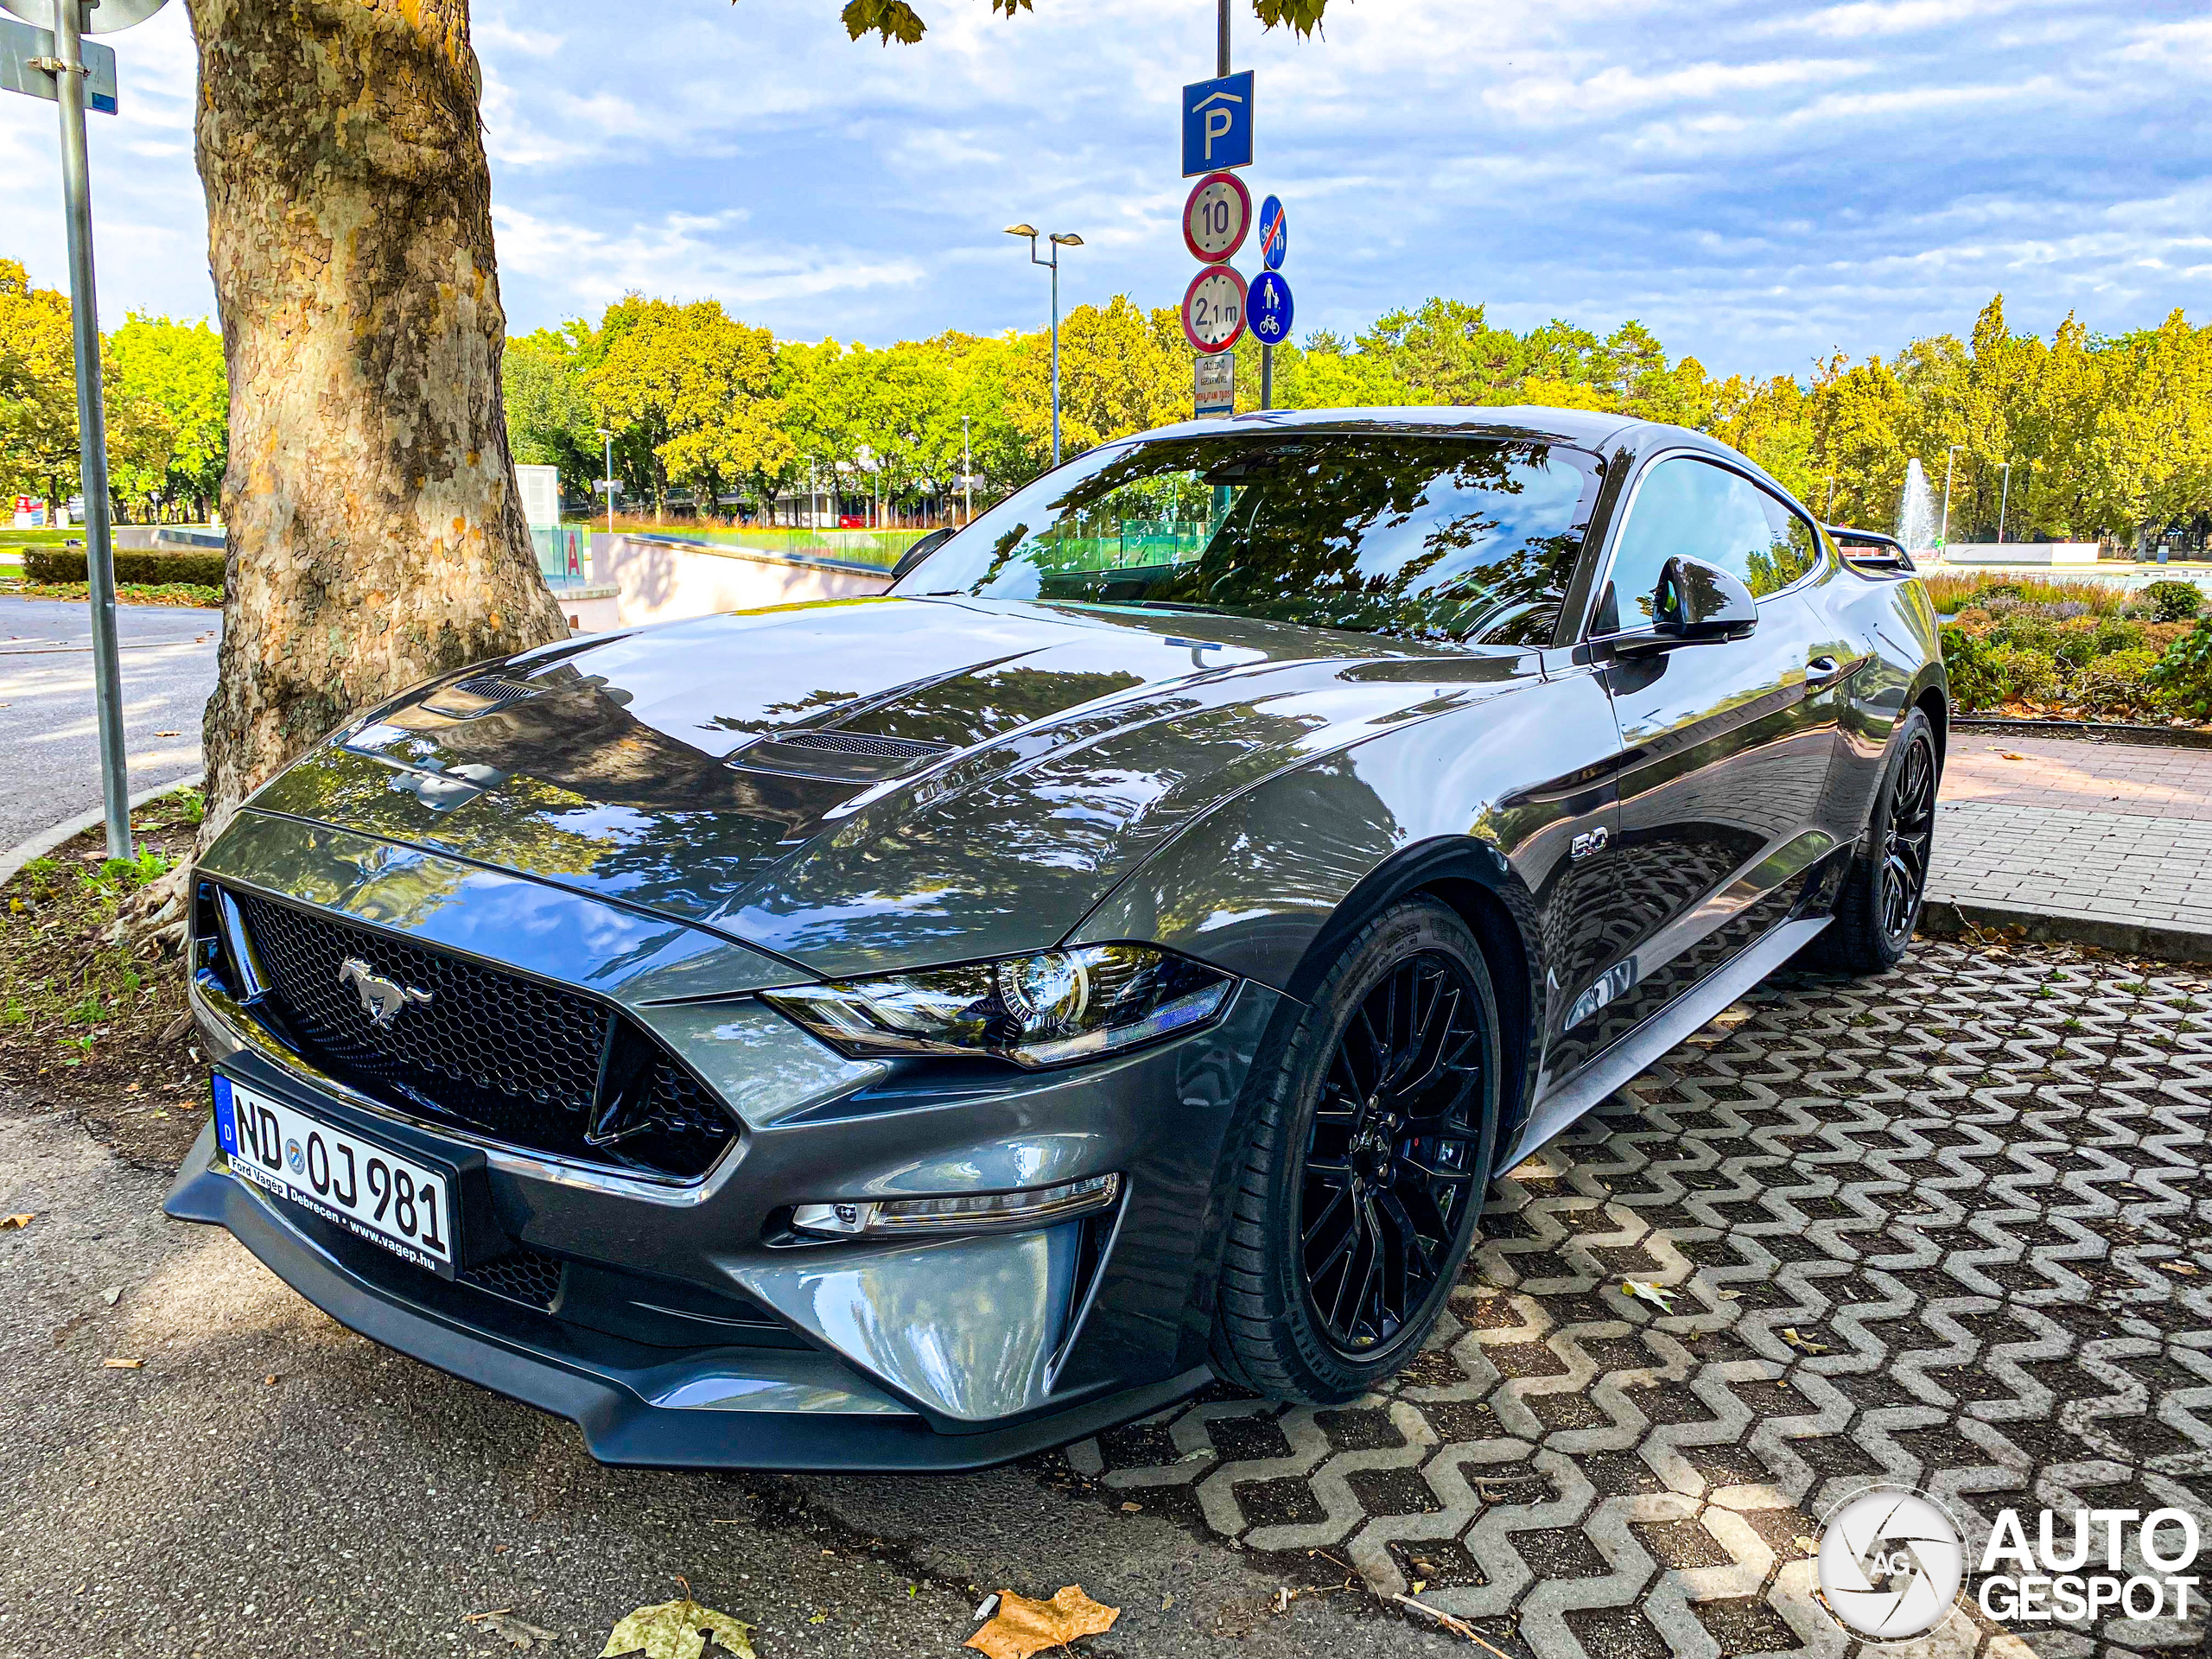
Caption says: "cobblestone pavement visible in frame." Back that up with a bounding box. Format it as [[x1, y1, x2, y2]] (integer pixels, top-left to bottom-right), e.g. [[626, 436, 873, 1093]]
[[1051, 941, 2212, 1659], [1929, 736, 2212, 957]]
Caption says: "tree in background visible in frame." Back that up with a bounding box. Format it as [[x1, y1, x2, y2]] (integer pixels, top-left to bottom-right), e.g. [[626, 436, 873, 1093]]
[[586, 296, 790, 518], [0, 258, 86, 514], [503, 321, 600, 502], [106, 315, 229, 520]]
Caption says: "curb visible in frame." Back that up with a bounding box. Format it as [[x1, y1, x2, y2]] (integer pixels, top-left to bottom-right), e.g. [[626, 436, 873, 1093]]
[[1919, 896, 2212, 965], [0, 772, 203, 890], [1953, 717, 2212, 751]]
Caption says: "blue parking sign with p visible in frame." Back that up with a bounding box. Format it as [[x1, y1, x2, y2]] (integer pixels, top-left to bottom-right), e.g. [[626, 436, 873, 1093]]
[[1182, 71, 1254, 175]]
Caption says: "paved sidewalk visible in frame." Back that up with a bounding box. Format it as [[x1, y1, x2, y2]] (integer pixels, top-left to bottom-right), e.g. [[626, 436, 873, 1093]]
[[1929, 730, 2212, 960]]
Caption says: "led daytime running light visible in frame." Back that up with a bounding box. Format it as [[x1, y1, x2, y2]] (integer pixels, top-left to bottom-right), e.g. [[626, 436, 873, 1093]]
[[791, 1173, 1122, 1238]]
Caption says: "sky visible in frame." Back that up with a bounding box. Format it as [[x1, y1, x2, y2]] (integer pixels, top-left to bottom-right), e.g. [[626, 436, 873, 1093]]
[[0, 0, 2204, 382]]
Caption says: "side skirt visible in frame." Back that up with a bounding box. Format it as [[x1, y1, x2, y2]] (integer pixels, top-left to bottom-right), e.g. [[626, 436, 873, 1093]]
[[1503, 916, 1829, 1169]]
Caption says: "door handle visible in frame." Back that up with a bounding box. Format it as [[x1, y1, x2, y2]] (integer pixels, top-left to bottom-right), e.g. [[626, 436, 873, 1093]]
[[1807, 653, 1857, 689]]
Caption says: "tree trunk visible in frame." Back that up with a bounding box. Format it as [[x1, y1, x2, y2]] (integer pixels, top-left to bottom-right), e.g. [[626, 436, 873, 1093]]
[[191, 0, 566, 841]]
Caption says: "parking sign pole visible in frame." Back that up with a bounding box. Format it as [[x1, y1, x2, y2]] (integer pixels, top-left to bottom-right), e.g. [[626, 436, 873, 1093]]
[[53, 0, 130, 860]]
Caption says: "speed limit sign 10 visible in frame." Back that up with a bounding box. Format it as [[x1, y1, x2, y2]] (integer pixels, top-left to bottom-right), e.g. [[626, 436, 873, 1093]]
[[1181, 265, 1248, 354], [1183, 171, 1250, 264]]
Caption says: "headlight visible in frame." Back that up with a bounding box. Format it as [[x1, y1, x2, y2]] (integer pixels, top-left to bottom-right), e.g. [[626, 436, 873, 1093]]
[[760, 944, 1233, 1069]]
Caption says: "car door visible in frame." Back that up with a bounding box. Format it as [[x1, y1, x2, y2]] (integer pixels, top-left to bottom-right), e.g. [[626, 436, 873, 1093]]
[[1579, 454, 1843, 1050]]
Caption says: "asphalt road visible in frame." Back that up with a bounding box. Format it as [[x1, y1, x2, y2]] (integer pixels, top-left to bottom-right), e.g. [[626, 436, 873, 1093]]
[[0, 598, 219, 852], [0, 1108, 1449, 1659]]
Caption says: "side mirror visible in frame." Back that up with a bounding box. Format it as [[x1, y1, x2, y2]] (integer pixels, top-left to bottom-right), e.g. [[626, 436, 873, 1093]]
[[1618, 556, 1757, 653], [890, 526, 955, 582]]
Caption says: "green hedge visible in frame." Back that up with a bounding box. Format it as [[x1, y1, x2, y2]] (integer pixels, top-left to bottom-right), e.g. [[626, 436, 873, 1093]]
[[22, 547, 226, 588]]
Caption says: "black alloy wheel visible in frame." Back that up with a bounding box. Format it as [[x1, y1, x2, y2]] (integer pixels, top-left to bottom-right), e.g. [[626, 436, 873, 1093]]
[[1879, 730, 1937, 945], [1296, 952, 1487, 1353], [1803, 705, 1942, 976]]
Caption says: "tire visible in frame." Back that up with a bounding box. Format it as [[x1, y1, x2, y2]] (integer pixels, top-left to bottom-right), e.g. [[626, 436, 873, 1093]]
[[1211, 898, 1503, 1402], [1806, 707, 1941, 976]]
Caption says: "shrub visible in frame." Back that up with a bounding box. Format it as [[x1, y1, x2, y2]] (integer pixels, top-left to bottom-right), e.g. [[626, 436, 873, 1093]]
[[2053, 614, 2103, 667], [2140, 579, 2204, 623], [1986, 642, 2060, 703], [2147, 619, 2212, 720], [22, 547, 226, 587], [2075, 648, 2169, 720], [1941, 625, 2006, 711], [1988, 612, 2059, 653]]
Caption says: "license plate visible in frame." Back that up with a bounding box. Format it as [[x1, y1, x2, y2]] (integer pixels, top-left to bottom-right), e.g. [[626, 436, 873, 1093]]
[[213, 1075, 456, 1278]]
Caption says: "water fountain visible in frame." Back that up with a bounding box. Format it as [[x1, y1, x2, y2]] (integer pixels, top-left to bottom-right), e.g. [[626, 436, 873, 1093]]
[[1896, 458, 1939, 558]]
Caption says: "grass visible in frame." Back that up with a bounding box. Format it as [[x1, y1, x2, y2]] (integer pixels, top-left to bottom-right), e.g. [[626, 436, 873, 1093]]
[[1, 578, 222, 607], [0, 526, 86, 549], [1923, 570, 2145, 615]]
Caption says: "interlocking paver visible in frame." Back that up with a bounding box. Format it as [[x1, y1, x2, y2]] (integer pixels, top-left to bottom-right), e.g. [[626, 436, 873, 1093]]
[[1052, 941, 2210, 1659]]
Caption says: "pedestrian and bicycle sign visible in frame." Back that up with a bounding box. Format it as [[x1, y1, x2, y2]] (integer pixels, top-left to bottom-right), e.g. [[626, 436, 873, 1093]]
[[1181, 265, 1247, 353], [1181, 69, 1253, 175], [1257, 195, 1286, 270], [1249, 270, 1294, 346], [1184, 171, 1249, 264]]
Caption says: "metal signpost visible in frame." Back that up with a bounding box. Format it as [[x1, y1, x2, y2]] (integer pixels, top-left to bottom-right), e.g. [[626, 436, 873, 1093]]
[[2, 0, 169, 860], [1255, 194, 1288, 408]]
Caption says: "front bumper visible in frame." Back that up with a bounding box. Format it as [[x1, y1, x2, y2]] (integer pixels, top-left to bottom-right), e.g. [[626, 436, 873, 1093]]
[[166, 971, 1284, 1471]]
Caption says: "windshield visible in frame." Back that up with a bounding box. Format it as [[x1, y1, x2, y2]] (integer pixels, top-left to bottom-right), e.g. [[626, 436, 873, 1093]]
[[894, 431, 1600, 646]]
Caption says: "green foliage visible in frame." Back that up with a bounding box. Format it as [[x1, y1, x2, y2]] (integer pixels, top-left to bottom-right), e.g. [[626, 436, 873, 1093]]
[[2147, 619, 2212, 719], [106, 313, 229, 515], [1940, 625, 2006, 711], [1984, 642, 2060, 703], [22, 547, 226, 587], [828, 0, 1323, 47], [2139, 579, 2203, 622], [2075, 647, 2169, 720]]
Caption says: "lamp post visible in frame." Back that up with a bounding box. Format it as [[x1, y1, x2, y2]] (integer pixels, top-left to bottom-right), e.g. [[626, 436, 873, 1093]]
[[597, 427, 614, 537], [961, 414, 973, 524], [1997, 461, 2012, 545], [1939, 443, 1961, 553], [1005, 224, 1083, 467], [1824, 476, 1836, 520]]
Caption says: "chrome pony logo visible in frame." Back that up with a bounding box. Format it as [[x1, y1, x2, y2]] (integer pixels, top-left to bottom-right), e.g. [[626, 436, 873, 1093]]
[[338, 957, 433, 1027]]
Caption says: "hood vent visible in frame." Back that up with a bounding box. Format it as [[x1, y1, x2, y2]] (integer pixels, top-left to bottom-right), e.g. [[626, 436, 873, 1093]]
[[423, 673, 549, 718], [726, 728, 952, 782]]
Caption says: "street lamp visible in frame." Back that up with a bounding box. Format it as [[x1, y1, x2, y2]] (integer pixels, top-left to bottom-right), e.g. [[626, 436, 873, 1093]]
[[1997, 461, 2012, 545], [596, 427, 615, 537], [1939, 443, 1961, 552], [961, 414, 973, 525], [1006, 224, 1083, 467]]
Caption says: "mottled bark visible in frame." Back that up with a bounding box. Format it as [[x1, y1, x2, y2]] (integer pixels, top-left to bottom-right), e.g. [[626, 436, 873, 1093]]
[[191, 0, 566, 840]]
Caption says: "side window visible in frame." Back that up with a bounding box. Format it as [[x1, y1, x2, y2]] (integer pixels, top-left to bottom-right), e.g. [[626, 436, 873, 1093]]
[[1594, 457, 1821, 633]]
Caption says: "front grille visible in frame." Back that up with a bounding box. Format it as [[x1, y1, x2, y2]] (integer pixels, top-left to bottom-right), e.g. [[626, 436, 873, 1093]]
[[782, 730, 950, 760], [460, 1248, 565, 1311], [226, 889, 734, 1180]]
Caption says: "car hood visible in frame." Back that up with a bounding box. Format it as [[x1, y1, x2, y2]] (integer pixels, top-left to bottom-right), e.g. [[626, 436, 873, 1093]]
[[244, 597, 1539, 978]]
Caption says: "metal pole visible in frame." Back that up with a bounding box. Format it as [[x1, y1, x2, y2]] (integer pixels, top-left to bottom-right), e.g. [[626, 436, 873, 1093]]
[[1261, 344, 1272, 411], [1049, 245, 1061, 467], [1997, 462, 2011, 544], [53, 0, 130, 860], [1824, 476, 1835, 519], [1217, 0, 1230, 75], [962, 416, 972, 524], [1940, 446, 1956, 550]]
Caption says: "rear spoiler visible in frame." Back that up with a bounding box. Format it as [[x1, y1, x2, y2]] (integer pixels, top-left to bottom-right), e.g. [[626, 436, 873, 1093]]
[[1826, 525, 1916, 575]]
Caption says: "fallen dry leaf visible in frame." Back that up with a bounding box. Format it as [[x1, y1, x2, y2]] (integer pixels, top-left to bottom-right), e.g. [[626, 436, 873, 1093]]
[[2, 1214, 33, 1230], [599, 1585, 753, 1659], [2158, 1260, 2200, 1276], [1996, 750, 2026, 760], [155, 730, 181, 737], [1781, 1327, 1832, 1355], [964, 1586, 1119, 1659], [100, 1287, 121, 1307], [102, 1357, 143, 1370], [479, 1611, 558, 1650], [1621, 1279, 1679, 1313]]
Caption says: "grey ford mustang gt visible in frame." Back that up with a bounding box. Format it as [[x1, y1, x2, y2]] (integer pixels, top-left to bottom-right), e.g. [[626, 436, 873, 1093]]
[[167, 407, 1946, 1470]]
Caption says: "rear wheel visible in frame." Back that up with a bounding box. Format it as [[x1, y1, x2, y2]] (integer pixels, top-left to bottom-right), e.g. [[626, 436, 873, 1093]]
[[1211, 899, 1501, 1402], [1808, 708, 1939, 975]]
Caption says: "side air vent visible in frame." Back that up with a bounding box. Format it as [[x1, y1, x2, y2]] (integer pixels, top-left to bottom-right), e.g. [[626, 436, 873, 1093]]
[[727, 728, 953, 782]]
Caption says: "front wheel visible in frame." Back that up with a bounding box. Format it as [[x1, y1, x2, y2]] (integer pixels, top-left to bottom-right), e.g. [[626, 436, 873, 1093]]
[[1211, 899, 1502, 1402], [1808, 707, 1940, 976]]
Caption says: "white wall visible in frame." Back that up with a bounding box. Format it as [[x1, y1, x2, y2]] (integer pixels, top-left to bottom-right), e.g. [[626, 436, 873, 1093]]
[[1942, 542, 2101, 566], [594, 536, 891, 627]]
